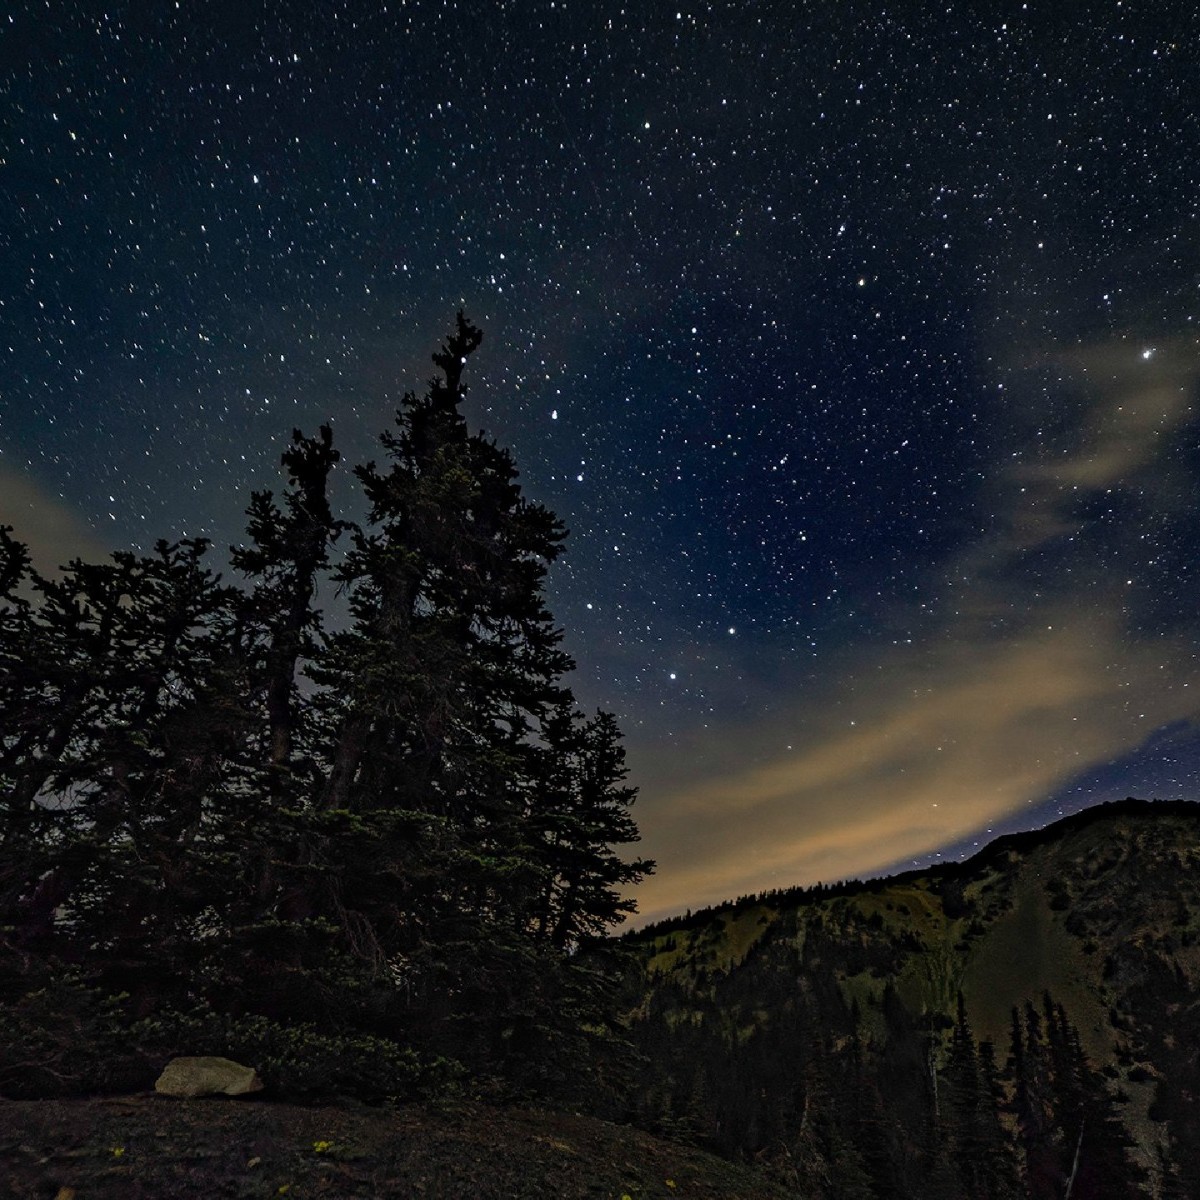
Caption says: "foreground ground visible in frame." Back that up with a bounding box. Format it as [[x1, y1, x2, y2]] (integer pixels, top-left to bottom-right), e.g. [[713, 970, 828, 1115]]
[[0, 1095, 792, 1199]]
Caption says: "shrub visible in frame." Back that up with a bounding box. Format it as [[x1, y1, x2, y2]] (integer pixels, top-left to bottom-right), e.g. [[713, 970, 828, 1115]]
[[130, 1004, 462, 1101], [0, 955, 460, 1101]]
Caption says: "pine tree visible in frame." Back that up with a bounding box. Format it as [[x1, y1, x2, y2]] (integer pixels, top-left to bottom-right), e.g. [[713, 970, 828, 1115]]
[[1013, 1000, 1061, 1199], [533, 706, 651, 948], [1007, 995, 1147, 1199], [1041, 995, 1147, 1199], [203, 426, 349, 1020], [977, 1039, 1024, 1199], [941, 994, 1021, 1199], [231, 424, 345, 776], [790, 1052, 876, 1200], [0, 535, 258, 1014], [288, 314, 649, 1071], [294, 317, 546, 1036]]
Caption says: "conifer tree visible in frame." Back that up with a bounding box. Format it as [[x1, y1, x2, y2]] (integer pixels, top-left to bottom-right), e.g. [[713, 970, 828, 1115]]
[[231, 424, 345, 776], [533, 706, 651, 948], [1008, 995, 1146, 1199], [294, 317, 554, 1032], [206, 426, 349, 1019], [1, 538, 241, 973], [1041, 994, 1146, 1198], [941, 994, 1021, 1198], [285, 314, 648, 1070]]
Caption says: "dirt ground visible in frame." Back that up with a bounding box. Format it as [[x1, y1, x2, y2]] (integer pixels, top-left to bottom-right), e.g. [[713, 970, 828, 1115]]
[[1, 1094, 792, 1199]]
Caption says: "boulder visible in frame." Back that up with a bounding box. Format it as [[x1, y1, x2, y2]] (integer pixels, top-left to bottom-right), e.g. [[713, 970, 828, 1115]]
[[154, 1056, 264, 1098]]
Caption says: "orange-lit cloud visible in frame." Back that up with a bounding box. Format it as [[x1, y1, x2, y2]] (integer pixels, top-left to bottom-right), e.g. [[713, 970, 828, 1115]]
[[634, 613, 1189, 921], [0, 466, 107, 577], [630, 333, 1200, 925]]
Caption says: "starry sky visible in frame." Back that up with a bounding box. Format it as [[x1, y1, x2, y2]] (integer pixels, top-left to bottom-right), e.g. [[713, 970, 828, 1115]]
[[3, 2, 1199, 924]]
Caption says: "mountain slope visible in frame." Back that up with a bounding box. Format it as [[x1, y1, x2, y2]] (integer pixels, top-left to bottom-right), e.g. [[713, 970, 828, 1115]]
[[623, 798, 1200, 1198]]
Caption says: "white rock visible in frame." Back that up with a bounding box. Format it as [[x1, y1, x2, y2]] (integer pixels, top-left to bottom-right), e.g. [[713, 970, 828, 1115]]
[[154, 1056, 264, 1098]]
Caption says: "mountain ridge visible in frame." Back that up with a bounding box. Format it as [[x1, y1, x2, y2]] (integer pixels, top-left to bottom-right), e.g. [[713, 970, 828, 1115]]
[[631, 796, 1199, 936]]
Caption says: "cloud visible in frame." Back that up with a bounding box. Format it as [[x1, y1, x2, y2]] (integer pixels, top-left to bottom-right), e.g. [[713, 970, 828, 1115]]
[[629, 333, 1200, 925], [0, 466, 107, 576], [633, 613, 1189, 921], [1000, 335, 1198, 550]]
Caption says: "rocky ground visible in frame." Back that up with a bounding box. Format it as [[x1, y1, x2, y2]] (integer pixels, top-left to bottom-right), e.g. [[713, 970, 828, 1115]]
[[1, 1095, 792, 1199]]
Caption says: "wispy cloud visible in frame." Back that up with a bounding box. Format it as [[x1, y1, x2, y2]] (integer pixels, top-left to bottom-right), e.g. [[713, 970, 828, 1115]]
[[0, 466, 107, 576], [1001, 336, 1197, 549], [631, 333, 1200, 924]]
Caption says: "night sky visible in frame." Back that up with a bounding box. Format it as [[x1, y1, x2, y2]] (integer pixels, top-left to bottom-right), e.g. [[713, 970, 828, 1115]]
[[3, 3, 1199, 923]]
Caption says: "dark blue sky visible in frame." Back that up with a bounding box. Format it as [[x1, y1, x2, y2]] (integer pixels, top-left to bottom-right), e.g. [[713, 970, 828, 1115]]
[[3, 1, 1197, 920]]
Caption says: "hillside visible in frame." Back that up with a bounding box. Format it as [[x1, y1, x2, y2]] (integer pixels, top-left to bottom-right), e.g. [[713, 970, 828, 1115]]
[[622, 798, 1200, 1198]]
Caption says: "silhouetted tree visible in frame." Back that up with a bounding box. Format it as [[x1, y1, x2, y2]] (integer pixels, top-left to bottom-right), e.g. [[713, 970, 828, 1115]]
[[0, 315, 652, 1099], [1, 536, 243, 992], [1007, 994, 1146, 1199], [232, 424, 345, 775], [1041, 994, 1146, 1199], [940, 994, 1021, 1198]]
